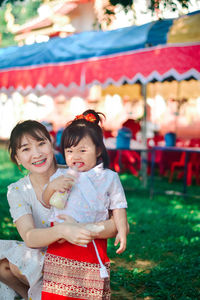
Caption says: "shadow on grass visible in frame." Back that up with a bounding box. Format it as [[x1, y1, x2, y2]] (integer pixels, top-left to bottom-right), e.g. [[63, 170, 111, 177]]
[[1, 148, 200, 299], [108, 175, 200, 299]]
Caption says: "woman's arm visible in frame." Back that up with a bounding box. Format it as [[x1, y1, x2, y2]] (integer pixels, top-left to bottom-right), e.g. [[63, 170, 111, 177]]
[[58, 214, 118, 240], [15, 214, 96, 248]]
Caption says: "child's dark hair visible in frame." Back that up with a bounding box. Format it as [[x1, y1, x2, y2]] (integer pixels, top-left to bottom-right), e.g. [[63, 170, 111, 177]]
[[8, 120, 52, 166], [61, 109, 109, 168]]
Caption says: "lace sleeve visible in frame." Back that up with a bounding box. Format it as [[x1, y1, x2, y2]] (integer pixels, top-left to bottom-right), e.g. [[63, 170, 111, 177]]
[[108, 172, 128, 210], [7, 183, 32, 222]]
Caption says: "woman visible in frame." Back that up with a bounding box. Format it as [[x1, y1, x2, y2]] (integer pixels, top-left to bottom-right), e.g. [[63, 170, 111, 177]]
[[0, 120, 117, 300]]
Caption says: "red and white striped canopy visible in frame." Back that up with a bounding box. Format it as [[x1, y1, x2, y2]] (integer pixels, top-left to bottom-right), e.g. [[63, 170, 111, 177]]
[[0, 11, 199, 95]]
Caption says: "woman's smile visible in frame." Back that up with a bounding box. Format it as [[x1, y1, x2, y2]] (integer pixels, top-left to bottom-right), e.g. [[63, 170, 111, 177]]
[[32, 158, 47, 167]]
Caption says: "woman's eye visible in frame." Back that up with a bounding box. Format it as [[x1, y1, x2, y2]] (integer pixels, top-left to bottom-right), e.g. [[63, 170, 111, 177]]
[[39, 141, 46, 146], [81, 149, 86, 153], [22, 148, 29, 152]]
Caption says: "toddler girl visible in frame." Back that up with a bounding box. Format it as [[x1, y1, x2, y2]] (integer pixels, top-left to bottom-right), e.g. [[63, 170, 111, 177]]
[[41, 109, 128, 299]]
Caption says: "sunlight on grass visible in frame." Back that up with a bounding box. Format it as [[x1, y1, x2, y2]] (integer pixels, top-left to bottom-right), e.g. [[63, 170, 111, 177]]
[[192, 224, 200, 232], [108, 173, 200, 299], [1, 149, 200, 299]]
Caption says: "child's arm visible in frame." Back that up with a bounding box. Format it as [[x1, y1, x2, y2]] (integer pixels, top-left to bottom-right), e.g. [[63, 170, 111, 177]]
[[42, 176, 75, 208], [94, 216, 118, 239], [112, 208, 128, 254]]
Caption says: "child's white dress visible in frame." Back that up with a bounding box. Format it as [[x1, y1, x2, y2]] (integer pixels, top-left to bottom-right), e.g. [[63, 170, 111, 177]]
[[42, 163, 127, 299], [0, 175, 51, 300], [49, 163, 127, 223]]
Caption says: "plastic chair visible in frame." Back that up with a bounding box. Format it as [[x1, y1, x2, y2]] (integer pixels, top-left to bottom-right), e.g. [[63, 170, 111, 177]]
[[189, 139, 200, 147], [103, 129, 114, 139], [113, 150, 141, 176], [122, 119, 141, 140], [169, 152, 200, 186]]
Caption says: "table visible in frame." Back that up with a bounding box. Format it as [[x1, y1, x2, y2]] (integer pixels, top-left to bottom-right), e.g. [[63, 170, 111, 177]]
[[104, 137, 147, 151], [104, 138, 151, 187], [150, 146, 200, 198]]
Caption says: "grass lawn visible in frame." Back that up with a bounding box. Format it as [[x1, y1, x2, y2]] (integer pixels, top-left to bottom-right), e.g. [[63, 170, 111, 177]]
[[1, 148, 200, 299]]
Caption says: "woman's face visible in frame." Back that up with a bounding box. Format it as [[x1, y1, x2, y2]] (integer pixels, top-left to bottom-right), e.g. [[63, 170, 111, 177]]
[[15, 134, 55, 174], [64, 135, 101, 172]]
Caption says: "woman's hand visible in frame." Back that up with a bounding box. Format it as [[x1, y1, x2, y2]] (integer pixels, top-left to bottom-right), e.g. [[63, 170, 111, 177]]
[[55, 215, 98, 246], [55, 214, 77, 224], [55, 215, 77, 243]]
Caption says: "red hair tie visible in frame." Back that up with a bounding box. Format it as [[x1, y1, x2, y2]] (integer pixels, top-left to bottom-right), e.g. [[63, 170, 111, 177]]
[[74, 113, 96, 123]]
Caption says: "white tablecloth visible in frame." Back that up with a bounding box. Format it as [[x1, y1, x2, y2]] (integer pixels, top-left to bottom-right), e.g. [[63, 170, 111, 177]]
[[104, 137, 147, 151]]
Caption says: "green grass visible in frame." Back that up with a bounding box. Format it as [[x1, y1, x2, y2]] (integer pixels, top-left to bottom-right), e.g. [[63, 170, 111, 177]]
[[108, 175, 200, 299], [0, 148, 25, 240], [1, 148, 200, 299]]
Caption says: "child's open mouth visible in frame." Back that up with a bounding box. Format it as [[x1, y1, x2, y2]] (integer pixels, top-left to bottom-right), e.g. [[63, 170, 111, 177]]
[[74, 162, 84, 168]]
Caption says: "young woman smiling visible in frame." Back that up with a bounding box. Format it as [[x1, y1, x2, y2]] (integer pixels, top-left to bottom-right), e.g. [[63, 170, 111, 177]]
[[0, 120, 117, 300]]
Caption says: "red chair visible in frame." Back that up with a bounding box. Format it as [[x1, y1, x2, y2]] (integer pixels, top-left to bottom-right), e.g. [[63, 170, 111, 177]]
[[122, 119, 141, 140], [169, 152, 200, 186], [189, 138, 200, 147], [113, 150, 141, 176], [103, 129, 114, 139]]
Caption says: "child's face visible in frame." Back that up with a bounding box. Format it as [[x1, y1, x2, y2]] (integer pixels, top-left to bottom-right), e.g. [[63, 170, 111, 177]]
[[64, 135, 101, 172]]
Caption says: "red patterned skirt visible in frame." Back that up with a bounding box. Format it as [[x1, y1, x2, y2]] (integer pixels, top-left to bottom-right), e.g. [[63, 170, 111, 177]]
[[41, 239, 110, 299]]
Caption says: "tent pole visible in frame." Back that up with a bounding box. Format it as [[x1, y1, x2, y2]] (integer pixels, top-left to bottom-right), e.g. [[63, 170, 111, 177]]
[[141, 83, 147, 188]]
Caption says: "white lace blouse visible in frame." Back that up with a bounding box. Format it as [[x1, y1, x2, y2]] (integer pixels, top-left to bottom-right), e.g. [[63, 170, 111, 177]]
[[49, 163, 128, 223]]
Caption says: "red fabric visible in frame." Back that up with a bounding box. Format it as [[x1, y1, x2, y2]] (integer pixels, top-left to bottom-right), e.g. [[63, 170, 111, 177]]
[[46, 239, 109, 264], [1, 44, 199, 92], [42, 293, 77, 300], [42, 239, 110, 299]]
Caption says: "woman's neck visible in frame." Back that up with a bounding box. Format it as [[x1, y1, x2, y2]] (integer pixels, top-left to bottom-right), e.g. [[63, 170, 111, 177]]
[[29, 164, 57, 188]]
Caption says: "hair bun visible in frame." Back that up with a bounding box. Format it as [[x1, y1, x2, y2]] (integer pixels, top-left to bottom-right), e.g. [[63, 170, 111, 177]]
[[83, 109, 105, 125]]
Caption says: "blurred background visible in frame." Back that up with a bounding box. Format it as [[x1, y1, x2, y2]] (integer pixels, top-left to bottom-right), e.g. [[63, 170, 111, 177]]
[[0, 0, 199, 141], [1, 2, 200, 299]]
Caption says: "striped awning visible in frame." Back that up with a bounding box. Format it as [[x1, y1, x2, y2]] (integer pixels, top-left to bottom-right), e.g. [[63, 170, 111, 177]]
[[0, 10, 199, 95]]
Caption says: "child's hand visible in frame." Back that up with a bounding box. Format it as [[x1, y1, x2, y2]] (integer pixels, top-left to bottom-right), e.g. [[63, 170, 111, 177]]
[[50, 175, 75, 193], [114, 232, 127, 254]]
